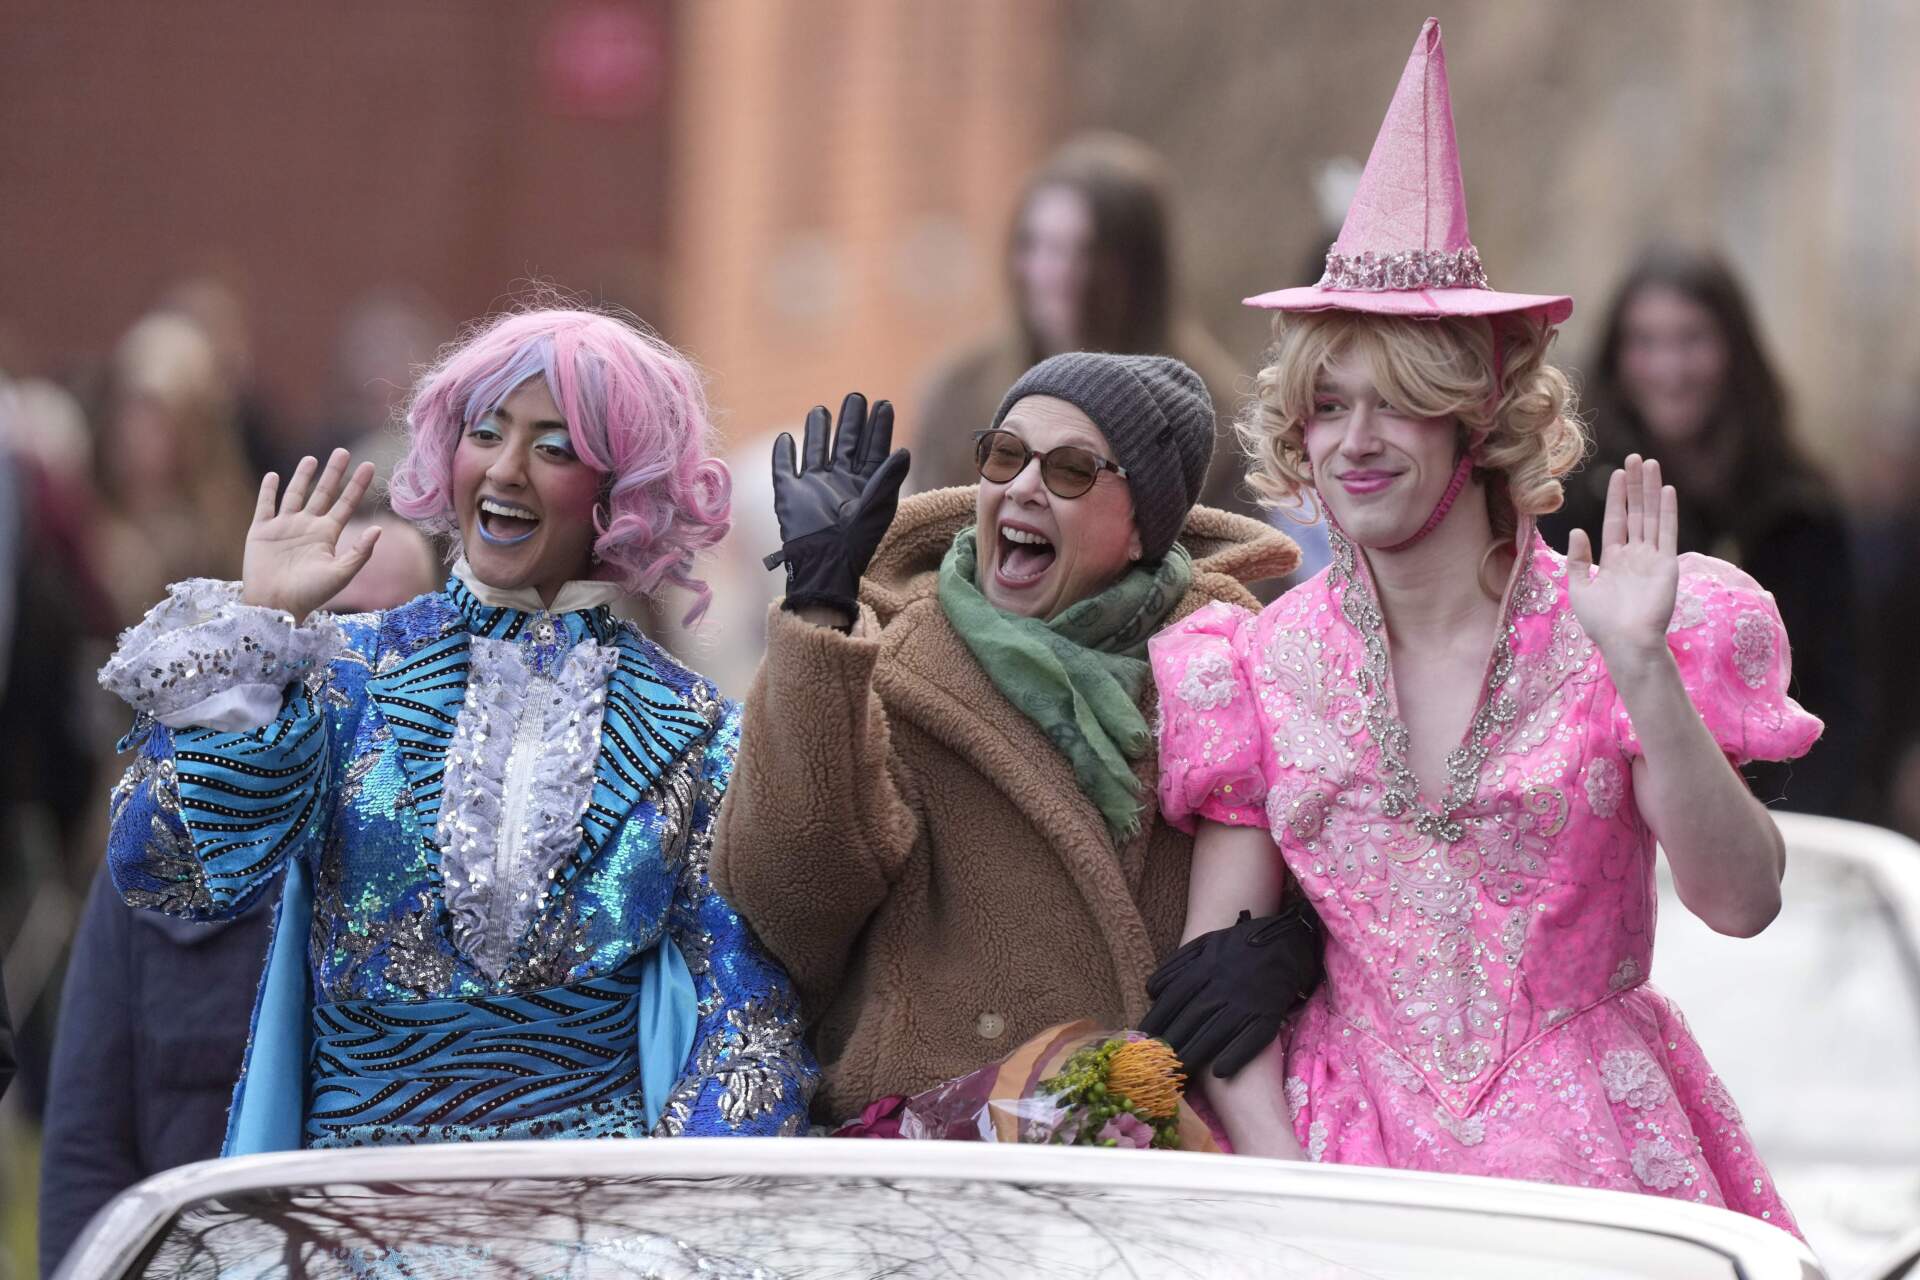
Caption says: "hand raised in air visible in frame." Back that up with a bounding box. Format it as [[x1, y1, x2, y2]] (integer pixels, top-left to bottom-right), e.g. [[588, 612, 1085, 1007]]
[[1565, 453, 1680, 665], [241, 449, 381, 624]]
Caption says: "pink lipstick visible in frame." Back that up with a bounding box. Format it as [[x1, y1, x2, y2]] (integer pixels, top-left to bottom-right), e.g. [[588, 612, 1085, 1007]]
[[1338, 470, 1398, 495]]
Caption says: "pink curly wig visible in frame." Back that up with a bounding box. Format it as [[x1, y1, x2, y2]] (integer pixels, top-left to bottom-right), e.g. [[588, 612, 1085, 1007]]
[[389, 308, 731, 623]]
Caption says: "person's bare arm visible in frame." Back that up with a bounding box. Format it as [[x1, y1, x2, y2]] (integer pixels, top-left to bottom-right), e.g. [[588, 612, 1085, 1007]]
[[1179, 820, 1305, 1158], [1568, 456, 1783, 937]]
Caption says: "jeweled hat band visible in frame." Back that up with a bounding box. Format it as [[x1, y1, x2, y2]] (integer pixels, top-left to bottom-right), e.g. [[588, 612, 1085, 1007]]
[[1318, 246, 1491, 293]]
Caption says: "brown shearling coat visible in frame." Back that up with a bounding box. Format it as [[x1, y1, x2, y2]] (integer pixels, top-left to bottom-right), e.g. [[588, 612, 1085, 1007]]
[[711, 488, 1299, 1122]]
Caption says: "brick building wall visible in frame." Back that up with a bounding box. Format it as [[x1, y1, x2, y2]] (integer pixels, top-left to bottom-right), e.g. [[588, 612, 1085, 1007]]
[[0, 0, 677, 433], [663, 0, 1067, 444]]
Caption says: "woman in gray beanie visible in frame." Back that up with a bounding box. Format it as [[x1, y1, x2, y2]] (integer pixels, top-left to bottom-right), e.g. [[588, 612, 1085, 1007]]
[[710, 353, 1314, 1126]]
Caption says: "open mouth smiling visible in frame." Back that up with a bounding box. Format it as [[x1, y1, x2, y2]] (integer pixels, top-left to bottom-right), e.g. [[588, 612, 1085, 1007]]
[[996, 521, 1056, 585], [477, 496, 541, 545]]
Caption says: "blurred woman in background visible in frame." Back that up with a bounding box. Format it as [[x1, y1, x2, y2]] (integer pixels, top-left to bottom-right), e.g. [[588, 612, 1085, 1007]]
[[93, 312, 253, 625], [1854, 384, 1920, 837], [1542, 247, 1864, 816], [914, 133, 1262, 523]]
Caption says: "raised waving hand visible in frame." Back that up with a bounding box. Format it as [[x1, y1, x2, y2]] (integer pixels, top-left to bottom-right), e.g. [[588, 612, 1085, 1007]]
[[1564, 453, 1679, 663], [765, 392, 910, 622], [241, 448, 380, 623]]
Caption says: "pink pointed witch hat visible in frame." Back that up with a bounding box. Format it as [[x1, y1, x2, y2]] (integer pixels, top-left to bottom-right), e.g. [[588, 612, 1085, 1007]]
[[1246, 17, 1572, 324]]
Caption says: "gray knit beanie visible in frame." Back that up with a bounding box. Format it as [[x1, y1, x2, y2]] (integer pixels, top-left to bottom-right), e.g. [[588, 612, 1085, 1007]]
[[989, 352, 1214, 562]]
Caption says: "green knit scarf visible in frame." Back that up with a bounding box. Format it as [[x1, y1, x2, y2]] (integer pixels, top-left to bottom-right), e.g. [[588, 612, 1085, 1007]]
[[938, 526, 1193, 844]]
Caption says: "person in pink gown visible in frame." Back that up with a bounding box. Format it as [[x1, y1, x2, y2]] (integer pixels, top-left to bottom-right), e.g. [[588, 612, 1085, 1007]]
[[1146, 20, 1817, 1233]]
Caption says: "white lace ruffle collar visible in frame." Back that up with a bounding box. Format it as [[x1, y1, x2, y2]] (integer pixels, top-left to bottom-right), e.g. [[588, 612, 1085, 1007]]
[[452, 558, 624, 616]]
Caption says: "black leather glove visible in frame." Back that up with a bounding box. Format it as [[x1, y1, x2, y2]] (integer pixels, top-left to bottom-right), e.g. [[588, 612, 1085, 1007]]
[[765, 393, 910, 620], [1140, 899, 1324, 1079]]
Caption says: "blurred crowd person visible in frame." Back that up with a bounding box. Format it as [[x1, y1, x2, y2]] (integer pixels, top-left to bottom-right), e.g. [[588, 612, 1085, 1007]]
[[36, 518, 439, 1278], [913, 133, 1262, 524], [322, 513, 445, 613], [94, 312, 254, 624], [1853, 381, 1920, 838], [156, 274, 288, 478], [0, 373, 115, 1122], [37, 871, 280, 1276], [1, 989, 13, 1103], [322, 287, 456, 490], [0, 276, 455, 1272], [1541, 245, 1867, 818]]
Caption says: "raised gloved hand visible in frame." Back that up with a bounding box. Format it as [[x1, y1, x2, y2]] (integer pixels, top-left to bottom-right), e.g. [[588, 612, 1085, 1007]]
[[765, 393, 911, 621], [1140, 898, 1324, 1079]]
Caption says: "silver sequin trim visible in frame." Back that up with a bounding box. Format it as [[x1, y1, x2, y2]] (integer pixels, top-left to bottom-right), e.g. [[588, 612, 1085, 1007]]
[[98, 577, 343, 721], [1329, 531, 1517, 843], [437, 636, 618, 980], [119, 812, 215, 917], [651, 992, 810, 1135], [1317, 245, 1491, 293]]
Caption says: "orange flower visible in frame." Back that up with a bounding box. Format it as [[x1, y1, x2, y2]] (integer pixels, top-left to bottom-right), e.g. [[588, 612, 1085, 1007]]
[[1107, 1037, 1184, 1121]]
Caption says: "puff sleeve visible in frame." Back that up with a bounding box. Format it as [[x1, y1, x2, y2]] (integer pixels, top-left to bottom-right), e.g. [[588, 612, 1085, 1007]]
[[1612, 553, 1824, 767], [1148, 600, 1269, 832]]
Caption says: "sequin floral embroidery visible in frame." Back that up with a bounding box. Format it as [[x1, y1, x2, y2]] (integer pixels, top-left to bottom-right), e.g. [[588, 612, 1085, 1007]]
[[1176, 649, 1240, 711]]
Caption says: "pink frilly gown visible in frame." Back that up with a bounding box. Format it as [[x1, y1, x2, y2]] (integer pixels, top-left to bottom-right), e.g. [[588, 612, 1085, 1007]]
[[1149, 525, 1821, 1234]]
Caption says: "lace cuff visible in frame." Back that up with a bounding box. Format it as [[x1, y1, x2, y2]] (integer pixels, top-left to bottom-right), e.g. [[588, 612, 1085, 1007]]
[[98, 579, 346, 731]]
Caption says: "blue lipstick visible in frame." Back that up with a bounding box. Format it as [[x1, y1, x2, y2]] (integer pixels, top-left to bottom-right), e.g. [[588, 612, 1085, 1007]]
[[476, 504, 540, 546], [477, 522, 538, 546]]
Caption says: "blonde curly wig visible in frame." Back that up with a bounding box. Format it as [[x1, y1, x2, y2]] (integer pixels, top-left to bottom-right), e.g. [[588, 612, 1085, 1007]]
[[1236, 312, 1587, 537]]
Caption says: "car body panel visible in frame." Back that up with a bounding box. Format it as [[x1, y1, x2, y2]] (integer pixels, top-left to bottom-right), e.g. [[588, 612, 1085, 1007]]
[[1656, 813, 1920, 1280], [60, 1138, 1823, 1279]]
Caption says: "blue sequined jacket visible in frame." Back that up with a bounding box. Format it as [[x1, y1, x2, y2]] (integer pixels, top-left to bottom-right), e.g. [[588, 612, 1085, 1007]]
[[102, 574, 815, 1146]]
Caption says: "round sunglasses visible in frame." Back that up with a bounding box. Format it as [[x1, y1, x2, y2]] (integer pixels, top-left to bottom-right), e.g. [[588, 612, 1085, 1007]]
[[972, 429, 1128, 499]]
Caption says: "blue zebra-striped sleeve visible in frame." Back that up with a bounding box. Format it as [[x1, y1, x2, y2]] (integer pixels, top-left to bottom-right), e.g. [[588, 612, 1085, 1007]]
[[106, 687, 332, 922], [654, 703, 818, 1136]]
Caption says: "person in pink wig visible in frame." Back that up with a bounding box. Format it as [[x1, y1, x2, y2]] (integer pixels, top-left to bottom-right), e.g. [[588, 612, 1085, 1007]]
[[96, 306, 814, 1152], [1143, 20, 1814, 1233]]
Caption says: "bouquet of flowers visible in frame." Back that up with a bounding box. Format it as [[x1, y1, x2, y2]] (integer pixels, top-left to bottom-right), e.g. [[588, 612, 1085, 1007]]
[[837, 1020, 1219, 1151]]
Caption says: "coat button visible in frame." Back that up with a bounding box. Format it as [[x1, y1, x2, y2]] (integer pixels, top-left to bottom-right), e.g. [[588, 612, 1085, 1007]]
[[975, 1011, 1005, 1040]]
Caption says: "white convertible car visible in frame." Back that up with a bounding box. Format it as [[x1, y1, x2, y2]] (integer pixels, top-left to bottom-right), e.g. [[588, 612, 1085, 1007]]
[[61, 812, 1917, 1280], [59, 1138, 1825, 1280], [1655, 813, 1920, 1280]]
